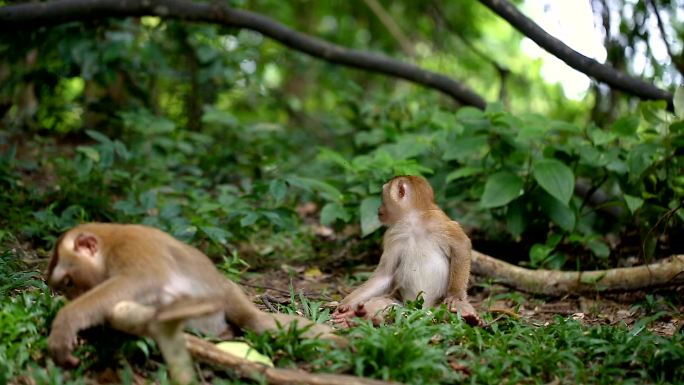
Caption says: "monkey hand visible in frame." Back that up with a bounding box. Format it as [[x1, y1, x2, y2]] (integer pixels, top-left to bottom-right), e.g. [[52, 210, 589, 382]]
[[47, 328, 80, 367], [444, 296, 481, 327]]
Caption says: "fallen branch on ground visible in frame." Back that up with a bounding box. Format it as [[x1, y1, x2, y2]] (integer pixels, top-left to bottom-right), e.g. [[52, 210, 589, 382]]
[[472, 251, 684, 296], [109, 299, 398, 385], [187, 334, 398, 385]]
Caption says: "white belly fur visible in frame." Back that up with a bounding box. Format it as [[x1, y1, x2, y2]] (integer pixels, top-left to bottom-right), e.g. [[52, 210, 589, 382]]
[[393, 234, 449, 307], [161, 272, 228, 336]]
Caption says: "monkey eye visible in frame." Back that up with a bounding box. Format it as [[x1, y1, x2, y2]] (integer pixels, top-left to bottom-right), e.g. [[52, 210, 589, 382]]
[[62, 276, 73, 288]]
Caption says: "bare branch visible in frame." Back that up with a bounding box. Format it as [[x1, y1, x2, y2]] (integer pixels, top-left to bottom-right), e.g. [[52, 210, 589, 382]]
[[477, 0, 674, 109], [0, 0, 486, 109]]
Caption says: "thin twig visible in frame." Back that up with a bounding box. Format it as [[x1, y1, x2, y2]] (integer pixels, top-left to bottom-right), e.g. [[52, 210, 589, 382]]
[[362, 0, 414, 56], [260, 295, 280, 313]]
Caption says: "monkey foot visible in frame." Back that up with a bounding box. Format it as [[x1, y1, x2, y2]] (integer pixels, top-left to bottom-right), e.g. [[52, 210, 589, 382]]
[[332, 303, 382, 328], [445, 298, 482, 327]]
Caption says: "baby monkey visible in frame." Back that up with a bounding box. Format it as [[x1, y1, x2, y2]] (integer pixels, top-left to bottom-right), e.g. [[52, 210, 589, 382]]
[[47, 223, 340, 366], [332, 175, 480, 327]]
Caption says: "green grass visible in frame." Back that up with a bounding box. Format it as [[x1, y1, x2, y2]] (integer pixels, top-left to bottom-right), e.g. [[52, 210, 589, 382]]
[[0, 248, 682, 384], [247, 300, 684, 385]]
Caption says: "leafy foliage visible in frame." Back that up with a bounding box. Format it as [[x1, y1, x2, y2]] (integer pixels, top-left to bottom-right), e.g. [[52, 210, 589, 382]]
[[313, 101, 683, 268]]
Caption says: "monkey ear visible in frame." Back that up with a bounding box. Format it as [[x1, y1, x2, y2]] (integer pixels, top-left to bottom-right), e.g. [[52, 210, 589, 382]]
[[397, 181, 407, 199], [74, 233, 99, 258]]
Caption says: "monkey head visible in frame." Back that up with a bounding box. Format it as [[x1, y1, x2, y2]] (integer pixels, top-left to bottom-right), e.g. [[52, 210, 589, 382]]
[[378, 175, 436, 225], [47, 229, 107, 299]]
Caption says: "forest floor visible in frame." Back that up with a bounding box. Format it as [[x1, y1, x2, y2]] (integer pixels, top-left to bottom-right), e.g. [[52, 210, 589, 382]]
[[242, 265, 683, 337]]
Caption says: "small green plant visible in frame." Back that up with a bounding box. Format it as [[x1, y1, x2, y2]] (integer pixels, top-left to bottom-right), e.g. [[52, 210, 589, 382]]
[[217, 250, 250, 280]]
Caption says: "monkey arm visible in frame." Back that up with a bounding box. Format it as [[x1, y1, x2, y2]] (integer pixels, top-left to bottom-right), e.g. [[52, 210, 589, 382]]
[[443, 222, 480, 326], [445, 234, 471, 300], [338, 248, 399, 309], [48, 276, 156, 365]]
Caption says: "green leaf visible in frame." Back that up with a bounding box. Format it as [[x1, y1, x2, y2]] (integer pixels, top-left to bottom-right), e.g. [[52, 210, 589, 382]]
[[587, 239, 610, 258], [674, 84, 684, 119], [480, 172, 524, 208], [268, 179, 287, 203], [359, 197, 382, 236], [640, 100, 667, 124], [506, 199, 526, 238], [539, 193, 575, 231], [577, 145, 605, 167], [139, 191, 157, 210], [286, 176, 344, 203], [533, 159, 574, 205], [317, 148, 353, 171], [626, 143, 658, 177], [624, 194, 644, 214], [201, 226, 232, 245], [610, 116, 640, 136], [201, 108, 238, 127], [529, 243, 553, 267], [588, 127, 615, 145], [76, 146, 100, 162], [320, 203, 350, 225], [445, 167, 483, 183], [386, 135, 431, 159], [606, 159, 628, 174], [669, 121, 684, 134], [85, 130, 112, 144], [240, 212, 260, 227], [442, 135, 488, 161], [485, 101, 504, 114]]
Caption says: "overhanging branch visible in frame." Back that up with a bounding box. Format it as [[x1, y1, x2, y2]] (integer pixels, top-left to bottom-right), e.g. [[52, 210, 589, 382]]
[[0, 0, 486, 109], [478, 0, 674, 109]]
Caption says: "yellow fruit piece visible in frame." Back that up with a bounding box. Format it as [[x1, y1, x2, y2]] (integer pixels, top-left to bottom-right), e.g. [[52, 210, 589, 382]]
[[304, 267, 322, 278], [215, 341, 274, 367]]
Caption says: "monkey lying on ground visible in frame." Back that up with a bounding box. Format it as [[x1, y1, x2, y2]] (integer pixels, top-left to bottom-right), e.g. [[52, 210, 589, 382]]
[[332, 175, 480, 327], [47, 223, 341, 366]]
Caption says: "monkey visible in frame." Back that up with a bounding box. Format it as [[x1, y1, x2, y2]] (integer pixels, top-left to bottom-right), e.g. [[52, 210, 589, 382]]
[[332, 175, 480, 327], [46, 223, 342, 367]]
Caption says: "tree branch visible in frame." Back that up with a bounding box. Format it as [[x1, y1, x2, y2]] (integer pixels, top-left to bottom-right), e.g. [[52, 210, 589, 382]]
[[0, 0, 486, 109], [646, 0, 684, 77], [477, 0, 674, 109]]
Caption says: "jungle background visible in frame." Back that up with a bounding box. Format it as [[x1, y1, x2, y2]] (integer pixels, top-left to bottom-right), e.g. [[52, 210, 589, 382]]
[[1, 0, 683, 384]]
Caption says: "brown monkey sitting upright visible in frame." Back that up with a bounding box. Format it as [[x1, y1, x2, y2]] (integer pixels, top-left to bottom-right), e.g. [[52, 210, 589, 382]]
[[47, 223, 341, 366], [332, 175, 480, 327]]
